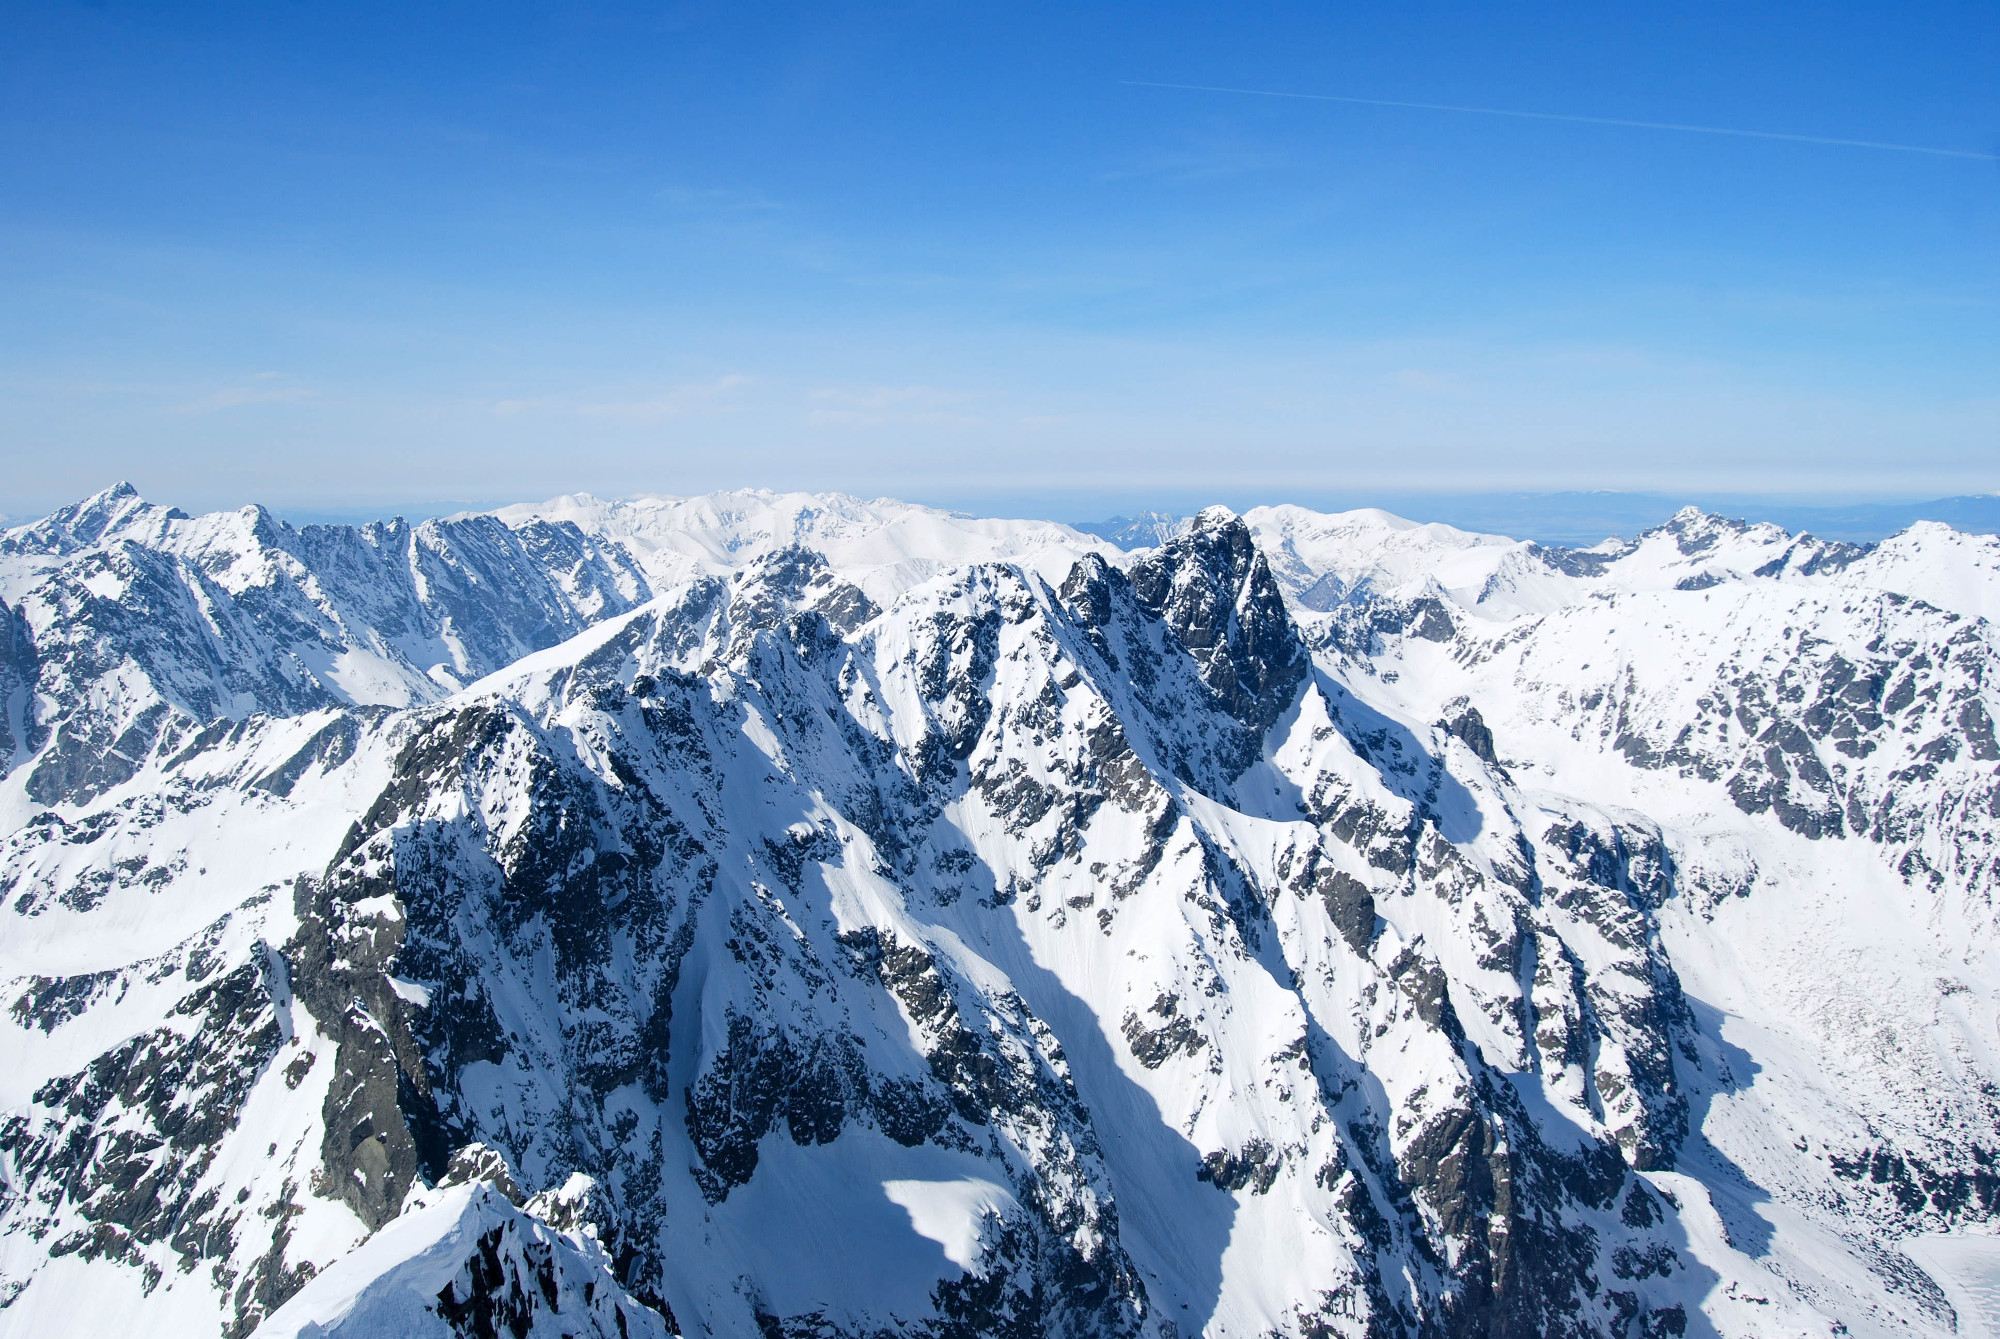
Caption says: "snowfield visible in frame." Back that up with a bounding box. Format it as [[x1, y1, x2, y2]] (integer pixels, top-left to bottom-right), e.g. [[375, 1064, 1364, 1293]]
[[0, 485, 1996, 1338]]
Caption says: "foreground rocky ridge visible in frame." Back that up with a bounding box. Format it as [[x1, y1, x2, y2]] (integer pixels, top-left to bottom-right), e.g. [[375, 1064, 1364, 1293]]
[[0, 487, 1996, 1338]]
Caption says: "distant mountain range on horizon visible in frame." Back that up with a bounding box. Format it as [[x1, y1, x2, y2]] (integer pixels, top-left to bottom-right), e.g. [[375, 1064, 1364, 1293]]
[[1073, 491, 2000, 550], [185, 489, 2000, 551]]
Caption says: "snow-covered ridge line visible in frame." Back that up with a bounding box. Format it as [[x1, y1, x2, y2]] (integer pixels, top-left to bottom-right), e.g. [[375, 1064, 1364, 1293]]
[[1242, 502, 2000, 624]]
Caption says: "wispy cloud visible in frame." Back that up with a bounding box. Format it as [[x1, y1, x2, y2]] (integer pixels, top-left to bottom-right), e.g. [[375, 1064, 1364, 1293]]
[[1122, 81, 2000, 161], [804, 384, 982, 429], [1102, 132, 1290, 183], [653, 184, 784, 213], [163, 373, 314, 416], [1394, 368, 1467, 395], [496, 375, 754, 425]]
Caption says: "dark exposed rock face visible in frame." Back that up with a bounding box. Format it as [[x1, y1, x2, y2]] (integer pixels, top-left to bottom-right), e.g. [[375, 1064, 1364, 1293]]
[[0, 940, 296, 1329], [427, 1211, 661, 1339], [0, 600, 37, 769], [1440, 704, 1497, 767], [1053, 548, 1286, 800], [1128, 508, 1310, 735]]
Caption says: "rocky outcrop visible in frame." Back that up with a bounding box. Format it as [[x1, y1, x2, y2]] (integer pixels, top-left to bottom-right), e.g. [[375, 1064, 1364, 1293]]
[[1128, 507, 1309, 735]]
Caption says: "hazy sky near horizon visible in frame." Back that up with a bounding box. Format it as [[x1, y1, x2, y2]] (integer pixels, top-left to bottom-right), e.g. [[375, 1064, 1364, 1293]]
[[1, 1, 1996, 521]]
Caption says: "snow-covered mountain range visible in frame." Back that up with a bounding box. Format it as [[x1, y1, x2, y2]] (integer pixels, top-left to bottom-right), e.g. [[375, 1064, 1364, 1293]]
[[3, 483, 1999, 1338]]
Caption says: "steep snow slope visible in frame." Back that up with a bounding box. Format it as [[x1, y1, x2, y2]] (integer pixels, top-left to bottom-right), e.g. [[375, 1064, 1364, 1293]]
[[1844, 521, 2000, 624], [0, 487, 1996, 1339]]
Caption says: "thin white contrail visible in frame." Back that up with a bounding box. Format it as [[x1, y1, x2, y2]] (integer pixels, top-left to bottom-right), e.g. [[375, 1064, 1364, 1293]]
[[1122, 80, 2000, 161]]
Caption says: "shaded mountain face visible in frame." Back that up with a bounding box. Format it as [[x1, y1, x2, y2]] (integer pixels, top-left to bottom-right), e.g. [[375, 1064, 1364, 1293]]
[[1, 489, 1997, 1339]]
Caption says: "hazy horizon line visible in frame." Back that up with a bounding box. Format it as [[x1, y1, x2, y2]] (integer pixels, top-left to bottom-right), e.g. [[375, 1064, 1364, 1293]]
[[6, 481, 1997, 549]]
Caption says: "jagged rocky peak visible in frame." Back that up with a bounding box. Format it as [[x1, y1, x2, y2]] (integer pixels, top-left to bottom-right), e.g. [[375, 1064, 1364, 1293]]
[[0, 480, 188, 556], [1641, 504, 1869, 580], [1127, 505, 1308, 731], [726, 544, 880, 637], [1650, 504, 1778, 553]]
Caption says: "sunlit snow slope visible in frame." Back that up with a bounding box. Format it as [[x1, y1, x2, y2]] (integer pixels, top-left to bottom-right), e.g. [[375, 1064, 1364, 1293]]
[[2, 487, 1997, 1339]]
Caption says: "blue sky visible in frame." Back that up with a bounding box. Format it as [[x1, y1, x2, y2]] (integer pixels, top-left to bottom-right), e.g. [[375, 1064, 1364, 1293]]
[[1, 1, 1995, 522]]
